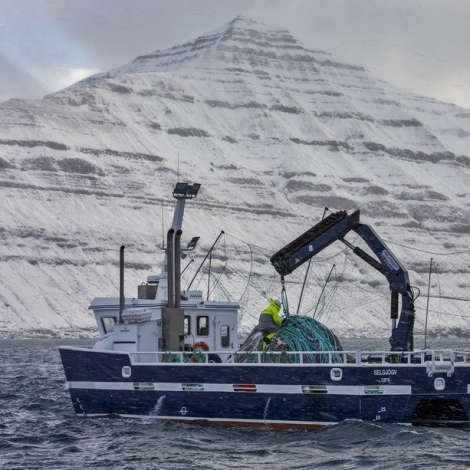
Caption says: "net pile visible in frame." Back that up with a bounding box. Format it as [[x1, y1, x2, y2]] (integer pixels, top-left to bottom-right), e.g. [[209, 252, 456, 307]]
[[237, 290, 343, 363]]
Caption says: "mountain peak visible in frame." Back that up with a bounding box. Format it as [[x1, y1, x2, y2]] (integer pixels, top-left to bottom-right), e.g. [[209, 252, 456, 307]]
[[130, 15, 323, 69], [68, 16, 345, 91], [223, 15, 299, 46], [227, 15, 259, 28]]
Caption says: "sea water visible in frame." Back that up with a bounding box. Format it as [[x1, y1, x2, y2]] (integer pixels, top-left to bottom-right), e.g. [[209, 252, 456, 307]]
[[2, 339, 470, 469]]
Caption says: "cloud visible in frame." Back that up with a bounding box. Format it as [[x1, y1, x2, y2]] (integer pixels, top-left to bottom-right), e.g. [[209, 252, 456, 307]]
[[1, 0, 470, 108], [31, 67, 104, 95]]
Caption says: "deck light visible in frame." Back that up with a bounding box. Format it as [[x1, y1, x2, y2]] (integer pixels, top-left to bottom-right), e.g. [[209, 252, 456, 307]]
[[190, 183, 201, 196], [173, 182, 189, 197], [173, 182, 201, 198]]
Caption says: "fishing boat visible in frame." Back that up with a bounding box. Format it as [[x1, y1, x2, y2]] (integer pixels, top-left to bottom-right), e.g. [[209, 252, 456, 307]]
[[59, 182, 470, 429]]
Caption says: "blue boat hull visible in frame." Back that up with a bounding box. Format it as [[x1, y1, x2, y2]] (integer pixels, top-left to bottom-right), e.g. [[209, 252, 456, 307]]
[[59, 347, 470, 429]]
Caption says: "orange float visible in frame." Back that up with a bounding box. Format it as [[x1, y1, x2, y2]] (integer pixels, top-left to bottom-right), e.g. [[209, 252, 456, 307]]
[[193, 341, 210, 351]]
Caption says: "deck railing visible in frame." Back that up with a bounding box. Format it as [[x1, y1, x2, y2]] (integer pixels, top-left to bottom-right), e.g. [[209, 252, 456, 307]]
[[128, 349, 470, 366]]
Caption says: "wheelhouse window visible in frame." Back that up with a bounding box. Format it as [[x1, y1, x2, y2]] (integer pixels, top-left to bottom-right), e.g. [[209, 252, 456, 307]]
[[221, 325, 230, 348], [184, 315, 191, 335], [197, 316, 209, 336], [102, 317, 117, 334]]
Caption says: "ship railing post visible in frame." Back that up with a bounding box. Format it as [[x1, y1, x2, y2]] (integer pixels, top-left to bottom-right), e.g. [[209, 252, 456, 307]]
[[356, 350, 361, 365]]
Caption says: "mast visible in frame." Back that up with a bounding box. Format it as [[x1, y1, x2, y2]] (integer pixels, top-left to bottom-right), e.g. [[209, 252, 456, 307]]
[[166, 182, 201, 307], [161, 182, 201, 352]]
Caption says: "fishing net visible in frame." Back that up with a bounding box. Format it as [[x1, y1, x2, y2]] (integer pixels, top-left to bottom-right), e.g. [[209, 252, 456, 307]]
[[236, 291, 343, 364]]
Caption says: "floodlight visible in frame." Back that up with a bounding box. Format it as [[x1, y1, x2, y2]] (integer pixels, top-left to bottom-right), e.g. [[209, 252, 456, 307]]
[[173, 182, 188, 196], [173, 182, 201, 199], [190, 183, 201, 196], [186, 237, 200, 251]]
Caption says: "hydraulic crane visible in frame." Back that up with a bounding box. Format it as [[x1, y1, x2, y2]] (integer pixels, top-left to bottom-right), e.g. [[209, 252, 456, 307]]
[[270, 210, 416, 351]]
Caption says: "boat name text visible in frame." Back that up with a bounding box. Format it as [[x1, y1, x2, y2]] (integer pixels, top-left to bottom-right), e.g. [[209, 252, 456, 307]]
[[374, 369, 397, 376]]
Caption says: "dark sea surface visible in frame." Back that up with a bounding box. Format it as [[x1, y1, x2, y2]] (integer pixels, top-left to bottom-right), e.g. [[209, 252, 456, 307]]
[[2, 339, 470, 470]]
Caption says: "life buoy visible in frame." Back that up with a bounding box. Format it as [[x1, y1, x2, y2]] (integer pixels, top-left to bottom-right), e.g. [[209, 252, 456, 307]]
[[193, 341, 210, 351]]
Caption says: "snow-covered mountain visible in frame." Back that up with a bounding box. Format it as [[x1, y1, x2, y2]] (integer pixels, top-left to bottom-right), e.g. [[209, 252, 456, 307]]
[[1, 16, 470, 340]]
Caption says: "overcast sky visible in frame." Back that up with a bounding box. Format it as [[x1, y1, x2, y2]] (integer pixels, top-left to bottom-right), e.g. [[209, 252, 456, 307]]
[[1, 0, 470, 109]]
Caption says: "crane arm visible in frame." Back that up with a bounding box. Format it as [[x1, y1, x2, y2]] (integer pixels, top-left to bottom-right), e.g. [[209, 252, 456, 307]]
[[270, 209, 415, 351]]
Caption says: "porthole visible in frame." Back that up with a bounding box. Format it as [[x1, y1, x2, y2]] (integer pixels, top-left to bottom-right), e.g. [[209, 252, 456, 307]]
[[434, 377, 445, 391], [331, 368, 342, 381], [122, 366, 132, 378]]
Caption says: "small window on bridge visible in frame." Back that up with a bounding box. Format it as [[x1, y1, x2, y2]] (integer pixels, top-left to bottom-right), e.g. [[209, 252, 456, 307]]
[[197, 316, 209, 336], [102, 317, 117, 334], [184, 315, 191, 335], [221, 325, 230, 348]]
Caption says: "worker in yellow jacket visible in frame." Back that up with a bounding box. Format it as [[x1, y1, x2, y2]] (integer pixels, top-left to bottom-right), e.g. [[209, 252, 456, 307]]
[[258, 298, 282, 346]]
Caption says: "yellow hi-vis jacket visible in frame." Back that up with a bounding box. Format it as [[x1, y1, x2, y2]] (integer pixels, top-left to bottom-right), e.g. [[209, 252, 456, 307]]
[[259, 298, 282, 329]]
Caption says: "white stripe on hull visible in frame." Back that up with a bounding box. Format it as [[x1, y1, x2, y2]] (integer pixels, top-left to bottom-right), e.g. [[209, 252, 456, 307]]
[[67, 381, 411, 395]]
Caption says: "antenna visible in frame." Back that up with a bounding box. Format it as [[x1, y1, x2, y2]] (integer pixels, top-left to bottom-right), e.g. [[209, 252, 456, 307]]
[[119, 246, 125, 324], [161, 201, 165, 250], [177, 152, 180, 182], [424, 257, 433, 349]]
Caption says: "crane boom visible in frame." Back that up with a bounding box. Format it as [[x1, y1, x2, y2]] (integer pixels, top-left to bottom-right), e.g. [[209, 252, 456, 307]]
[[270, 209, 415, 351]]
